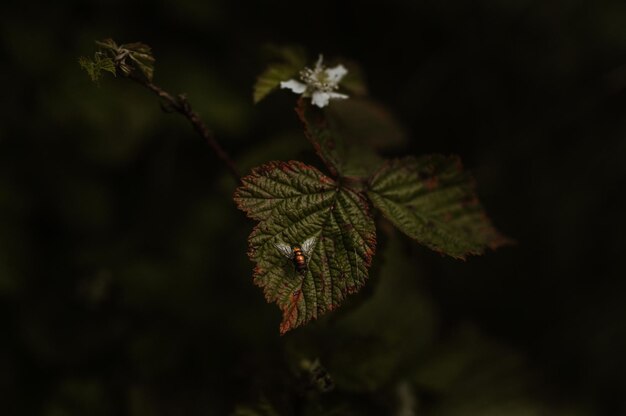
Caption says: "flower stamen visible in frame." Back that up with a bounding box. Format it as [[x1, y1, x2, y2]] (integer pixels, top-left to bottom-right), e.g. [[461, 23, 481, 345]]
[[280, 54, 349, 108]]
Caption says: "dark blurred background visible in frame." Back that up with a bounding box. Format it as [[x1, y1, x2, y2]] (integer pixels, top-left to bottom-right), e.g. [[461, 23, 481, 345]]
[[1, 1, 625, 415]]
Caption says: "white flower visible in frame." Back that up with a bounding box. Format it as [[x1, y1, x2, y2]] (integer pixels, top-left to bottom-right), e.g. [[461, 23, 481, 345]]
[[280, 55, 349, 108]]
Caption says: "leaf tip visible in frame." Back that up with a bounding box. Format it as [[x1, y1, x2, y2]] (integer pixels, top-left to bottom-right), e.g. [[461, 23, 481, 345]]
[[279, 289, 303, 335]]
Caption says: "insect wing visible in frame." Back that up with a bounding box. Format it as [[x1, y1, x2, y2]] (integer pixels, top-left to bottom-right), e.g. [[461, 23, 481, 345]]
[[300, 236, 317, 258], [274, 241, 294, 259]]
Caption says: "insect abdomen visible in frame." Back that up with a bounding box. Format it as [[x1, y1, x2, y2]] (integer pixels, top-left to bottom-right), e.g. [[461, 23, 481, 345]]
[[293, 247, 307, 272]]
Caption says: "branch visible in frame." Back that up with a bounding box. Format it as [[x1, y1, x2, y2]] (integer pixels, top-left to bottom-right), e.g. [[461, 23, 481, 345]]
[[127, 73, 241, 181]]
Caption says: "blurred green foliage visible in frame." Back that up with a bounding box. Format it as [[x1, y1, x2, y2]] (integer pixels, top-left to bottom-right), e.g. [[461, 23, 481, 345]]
[[1, 0, 626, 415], [253, 45, 307, 104]]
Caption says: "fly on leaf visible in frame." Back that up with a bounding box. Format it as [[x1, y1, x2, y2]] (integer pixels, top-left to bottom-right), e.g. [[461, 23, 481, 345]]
[[274, 236, 317, 275]]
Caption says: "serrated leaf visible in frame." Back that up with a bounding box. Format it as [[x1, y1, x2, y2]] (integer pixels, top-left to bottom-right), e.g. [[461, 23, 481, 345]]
[[253, 46, 307, 103], [234, 161, 376, 334], [367, 155, 508, 259], [296, 100, 386, 179]]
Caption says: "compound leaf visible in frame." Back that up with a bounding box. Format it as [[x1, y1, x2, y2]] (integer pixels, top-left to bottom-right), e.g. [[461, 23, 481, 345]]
[[234, 161, 376, 334], [367, 155, 508, 259]]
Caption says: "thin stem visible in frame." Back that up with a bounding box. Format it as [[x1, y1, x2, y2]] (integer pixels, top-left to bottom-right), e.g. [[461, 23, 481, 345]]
[[127, 73, 241, 181]]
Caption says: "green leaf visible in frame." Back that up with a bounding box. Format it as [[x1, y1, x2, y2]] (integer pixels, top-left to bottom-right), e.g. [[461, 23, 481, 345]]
[[367, 155, 508, 259], [297, 100, 396, 179], [234, 161, 376, 334], [253, 45, 307, 103], [78, 53, 116, 83]]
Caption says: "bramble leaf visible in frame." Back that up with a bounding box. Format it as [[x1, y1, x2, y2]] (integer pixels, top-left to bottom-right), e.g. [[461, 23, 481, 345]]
[[253, 46, 307, 103], [367, 155, 508, 259], [234, 161, 376, 334]]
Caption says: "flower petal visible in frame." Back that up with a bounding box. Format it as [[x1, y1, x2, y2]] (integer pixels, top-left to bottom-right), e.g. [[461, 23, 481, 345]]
[[325, 64, 348, 84], [280, 79, 307, 94], [327, 92, 349, 100], [311, 91, 331, 108]]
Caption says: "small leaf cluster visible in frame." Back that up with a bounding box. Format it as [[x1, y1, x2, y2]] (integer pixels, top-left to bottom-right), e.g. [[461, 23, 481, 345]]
[[235, 51, 508, 334], [79, 39, 155, 82]]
